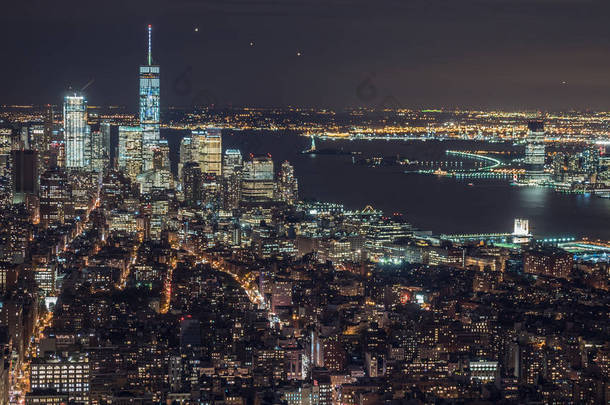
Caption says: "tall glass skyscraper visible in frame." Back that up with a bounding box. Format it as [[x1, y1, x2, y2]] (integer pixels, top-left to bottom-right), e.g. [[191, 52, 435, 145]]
[[524, 120, 547, 182], [64, 94, 89, 169], [140, 25, 160, 171], [100, 121, 111, 160], [118, 126, 143, 181], [222, 149, 243, 177], [242, 154, 275, 201], [193, 128, 222, 176]]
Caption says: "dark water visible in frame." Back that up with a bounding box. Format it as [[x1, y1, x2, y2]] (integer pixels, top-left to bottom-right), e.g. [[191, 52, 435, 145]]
[[164, 129, 610, 240]]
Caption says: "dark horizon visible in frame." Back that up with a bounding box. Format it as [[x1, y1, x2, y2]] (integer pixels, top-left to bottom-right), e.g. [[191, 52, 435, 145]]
[[4, 0, 610, 110]]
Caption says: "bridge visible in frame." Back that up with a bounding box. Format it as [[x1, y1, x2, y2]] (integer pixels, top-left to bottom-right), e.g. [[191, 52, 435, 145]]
[[445, 150, 502, 171]]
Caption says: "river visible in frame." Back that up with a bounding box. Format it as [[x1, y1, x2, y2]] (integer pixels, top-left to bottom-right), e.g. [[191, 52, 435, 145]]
[[164, 129, 610, 240]]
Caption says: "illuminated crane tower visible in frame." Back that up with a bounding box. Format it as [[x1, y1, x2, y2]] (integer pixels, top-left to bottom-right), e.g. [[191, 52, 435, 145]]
[[139, 24, 161, 171]]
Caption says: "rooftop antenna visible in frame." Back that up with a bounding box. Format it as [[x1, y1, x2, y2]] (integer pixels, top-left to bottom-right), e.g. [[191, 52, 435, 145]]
[[148, 24, 152, 66]]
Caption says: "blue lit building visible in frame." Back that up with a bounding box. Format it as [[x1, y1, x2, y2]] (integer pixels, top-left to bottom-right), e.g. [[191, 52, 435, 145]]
[[139, 24, 160, 170]]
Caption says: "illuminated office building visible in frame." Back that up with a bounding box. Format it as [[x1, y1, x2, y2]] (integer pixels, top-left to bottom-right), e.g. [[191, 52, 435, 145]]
[[136, 168, 173, 194], [43, 104, 54, 148], [469, 360, 498, 382], [193, 128, 222, 175], [89, 127, 104, 172], [182, 162, 202, 207], [39, 167, 70, 228], [39, 110, 58, 188], [30, 353, 90, 404], [219, 150, 243, 209], [0, 129, 12, 156], [100, 121, 111, 163], [136, 141, 172, 194], [118, 126, 143, 182], [242, 154, 274, 202], [154, 139, 171, 170], [221, 169, 242, 210], [222, 149, 242, 177], [201, 174, 220, 208], [178, 136, 194, 181], [64, 94, 89, 169], [25, 390, 68, 404], [524, 120, 547, 181], [28, 125, 46, 170], [140, 25, 161, 171], [580, 147, 600, 174], [0, 128, 11, 180], [277, 160, 298, 204]]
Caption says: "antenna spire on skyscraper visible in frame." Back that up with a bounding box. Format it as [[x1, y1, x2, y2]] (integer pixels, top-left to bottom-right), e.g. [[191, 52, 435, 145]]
[[148, 24, 152, 66]]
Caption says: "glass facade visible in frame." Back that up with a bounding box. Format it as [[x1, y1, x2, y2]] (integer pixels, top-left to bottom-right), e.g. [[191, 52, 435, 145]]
[[193, 128, 222, 176], [139, 26, 160, 172], [139, 65, 160, 144], [63, 94, 89, 169], [118, 126, 143, 181]]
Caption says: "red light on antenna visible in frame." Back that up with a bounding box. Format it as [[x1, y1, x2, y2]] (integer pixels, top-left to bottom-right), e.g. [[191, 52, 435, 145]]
[[148, 24, 152, 28]]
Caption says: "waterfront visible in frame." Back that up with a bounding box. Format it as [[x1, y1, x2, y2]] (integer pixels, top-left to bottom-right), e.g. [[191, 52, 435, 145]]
[[166, 129, 610, 240]]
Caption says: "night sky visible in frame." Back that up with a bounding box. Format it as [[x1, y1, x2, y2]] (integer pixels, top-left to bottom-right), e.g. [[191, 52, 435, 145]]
[[3, 0, 610, 110]]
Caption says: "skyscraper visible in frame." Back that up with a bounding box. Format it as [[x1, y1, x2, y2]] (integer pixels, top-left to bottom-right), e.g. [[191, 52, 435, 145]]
[[223, 149, 243, 177], [100, 121, 111, 163], [242, 154, 274, 202], [221, 169, 242, 210], [64, 94, 89, 169], [118, 126, 143, 182], [140, 25, 160, 171], [11, 150, 38, 212], [178, 136, 194, 182], [182, 162, 202, 207], [277, 161, 298, 205], [524, 120, 546, 182], [220, 149, 243, 210], [193, 128, 222, 176], [0, 128, 12, 178], [39, 167, 70, 228], [40, 107, 57, 173], [89, 126, 104, 172], [154, 139, 171, 171], [43, 105, 54, 152]]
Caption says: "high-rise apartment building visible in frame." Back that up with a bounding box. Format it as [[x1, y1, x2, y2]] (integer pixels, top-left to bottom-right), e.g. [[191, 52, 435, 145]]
[[277, 161, 298, 204], [523, 248, 573, 279]]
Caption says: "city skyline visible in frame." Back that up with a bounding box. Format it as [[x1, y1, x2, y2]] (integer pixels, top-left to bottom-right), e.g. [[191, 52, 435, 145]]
[[0, 4, 608, 405]]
